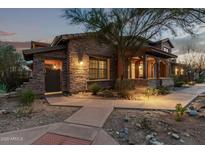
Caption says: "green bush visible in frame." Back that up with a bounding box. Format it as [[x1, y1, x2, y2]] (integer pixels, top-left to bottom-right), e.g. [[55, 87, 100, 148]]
[[20, 89, 35, 106], [0, 83, 7, 94], [196, 77, 205, 83], [174, 80, 185, 87], [102, 89, 114, 97], [157, 86, 169, 95], [175, 103, 186, 122], [89, 83, 101, 95]]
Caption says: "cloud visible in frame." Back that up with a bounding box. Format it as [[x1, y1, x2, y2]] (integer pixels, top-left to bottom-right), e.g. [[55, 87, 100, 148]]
[[0, 30, 16, 36]]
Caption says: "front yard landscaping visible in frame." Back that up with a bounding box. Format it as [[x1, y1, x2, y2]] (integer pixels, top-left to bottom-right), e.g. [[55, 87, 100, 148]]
[[0, 98, 80, 133], [103, 95, 205, 145]]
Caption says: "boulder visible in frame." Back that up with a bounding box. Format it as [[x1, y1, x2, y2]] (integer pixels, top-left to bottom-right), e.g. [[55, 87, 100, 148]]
[[188, 110, 199, 116]]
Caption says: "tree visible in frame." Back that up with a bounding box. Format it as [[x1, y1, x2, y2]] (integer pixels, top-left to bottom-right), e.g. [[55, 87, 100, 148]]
[[178, 43, 205, 80], [62, 8, 205, 79], [0, 45, 27, 91]]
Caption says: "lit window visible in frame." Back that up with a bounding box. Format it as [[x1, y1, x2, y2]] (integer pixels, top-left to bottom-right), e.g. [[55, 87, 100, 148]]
[[89, 57, 108, 80], [163, 47, 169, 52], [181, 69, 184, 75], [175, 67, 179, 75], [139, 61, 144, 78]]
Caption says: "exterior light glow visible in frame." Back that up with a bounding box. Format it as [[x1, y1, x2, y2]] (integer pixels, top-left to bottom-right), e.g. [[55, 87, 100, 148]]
[[53, 64, 57, 70], [79, 61, 83, 65]]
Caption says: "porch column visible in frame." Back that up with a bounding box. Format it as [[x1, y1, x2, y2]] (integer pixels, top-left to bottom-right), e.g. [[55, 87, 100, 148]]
[[156, 58, 160, 79], [143, 54, 148, 79]]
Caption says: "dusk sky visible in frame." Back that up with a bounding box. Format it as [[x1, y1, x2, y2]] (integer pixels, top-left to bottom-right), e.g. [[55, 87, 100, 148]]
[[0, 8, 83, 42], [1, 8, 205, 54]]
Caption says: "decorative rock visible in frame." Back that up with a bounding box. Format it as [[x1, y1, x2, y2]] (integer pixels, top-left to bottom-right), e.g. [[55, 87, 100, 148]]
[[135, 123, 142, 128], [116, 131, 120, 135], [0, 109, 7, 115], [168, 132, 172, 135], [172, 133, 180, 139], [188, 110, 199, 116], [180, 139, 185, 143], [121, 128, 129, 135], [149, 139, 164, 145], [146, 134, 154, 141], [183, 132, 190, 137]]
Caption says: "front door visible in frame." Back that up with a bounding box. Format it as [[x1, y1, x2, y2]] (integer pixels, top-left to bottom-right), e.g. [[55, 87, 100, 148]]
[[45, 68, 61, 92]]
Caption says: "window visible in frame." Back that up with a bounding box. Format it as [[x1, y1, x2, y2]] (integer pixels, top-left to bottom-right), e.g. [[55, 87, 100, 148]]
[[163, 47, 169, 52], [89, 57, 108, 80]]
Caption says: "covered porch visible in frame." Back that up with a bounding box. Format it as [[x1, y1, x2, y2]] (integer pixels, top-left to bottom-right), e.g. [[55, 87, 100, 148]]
[[118, 47, 177, 87]]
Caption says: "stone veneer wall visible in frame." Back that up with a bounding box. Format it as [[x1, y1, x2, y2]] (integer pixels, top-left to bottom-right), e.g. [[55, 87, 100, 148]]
[[67, 38, 116, 93], [22, 50, 67, 95], [23, 55, 45, 95]]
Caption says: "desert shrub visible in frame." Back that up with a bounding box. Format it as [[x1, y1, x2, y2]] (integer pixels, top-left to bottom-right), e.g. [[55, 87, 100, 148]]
[[173, 75, 185, 87], [16, 106, 33, 117], [174, 80, 185, 87], [20, 89, 35, 106], [157, 86, 170, 95], [89, 83, 101, 95], [0, 83, 7, 94], [102, 89, 114, 97], [0, 45, 29, 92], [174, 103, 187, 122], [139, 117, 152, 130], [115, 79, 135, 91], [196, 76, 205, 83]]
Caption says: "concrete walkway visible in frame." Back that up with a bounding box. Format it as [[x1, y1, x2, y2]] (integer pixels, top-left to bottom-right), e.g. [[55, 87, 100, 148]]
[[47, 84, 205, 110], [1, 84, 205, 145]]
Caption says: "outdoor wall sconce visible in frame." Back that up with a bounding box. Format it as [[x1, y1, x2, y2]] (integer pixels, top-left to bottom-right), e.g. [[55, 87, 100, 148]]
[[52, 64, 57, 70], [78, 49, 85, 65]]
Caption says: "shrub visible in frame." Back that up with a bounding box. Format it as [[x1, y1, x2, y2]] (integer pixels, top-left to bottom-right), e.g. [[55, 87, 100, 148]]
[[196, 77, 204, 83], [139, 117, 152, 130], [0, 83, 7, 94], [175, 103, 187, 122], [102, 89, 114, 97], [157, 86, 170, 95], [89, 83, 101, 95], [174, 80, 185, 87], [20, 89, 35, 106]]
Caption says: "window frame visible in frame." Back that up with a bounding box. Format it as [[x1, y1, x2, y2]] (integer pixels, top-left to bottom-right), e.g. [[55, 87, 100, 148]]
[[89, 57, 109, 80]]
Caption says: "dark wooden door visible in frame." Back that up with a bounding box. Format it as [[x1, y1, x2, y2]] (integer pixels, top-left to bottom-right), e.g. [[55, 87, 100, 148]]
[[45, 68, 61, 92]]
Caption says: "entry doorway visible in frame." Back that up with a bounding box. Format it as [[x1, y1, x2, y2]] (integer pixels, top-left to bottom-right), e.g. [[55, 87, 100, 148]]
[[44, 60, 62, 93]]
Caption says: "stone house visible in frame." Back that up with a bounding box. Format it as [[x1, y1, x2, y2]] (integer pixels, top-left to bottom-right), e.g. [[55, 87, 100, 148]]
[[22, 33, 181, 95]]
